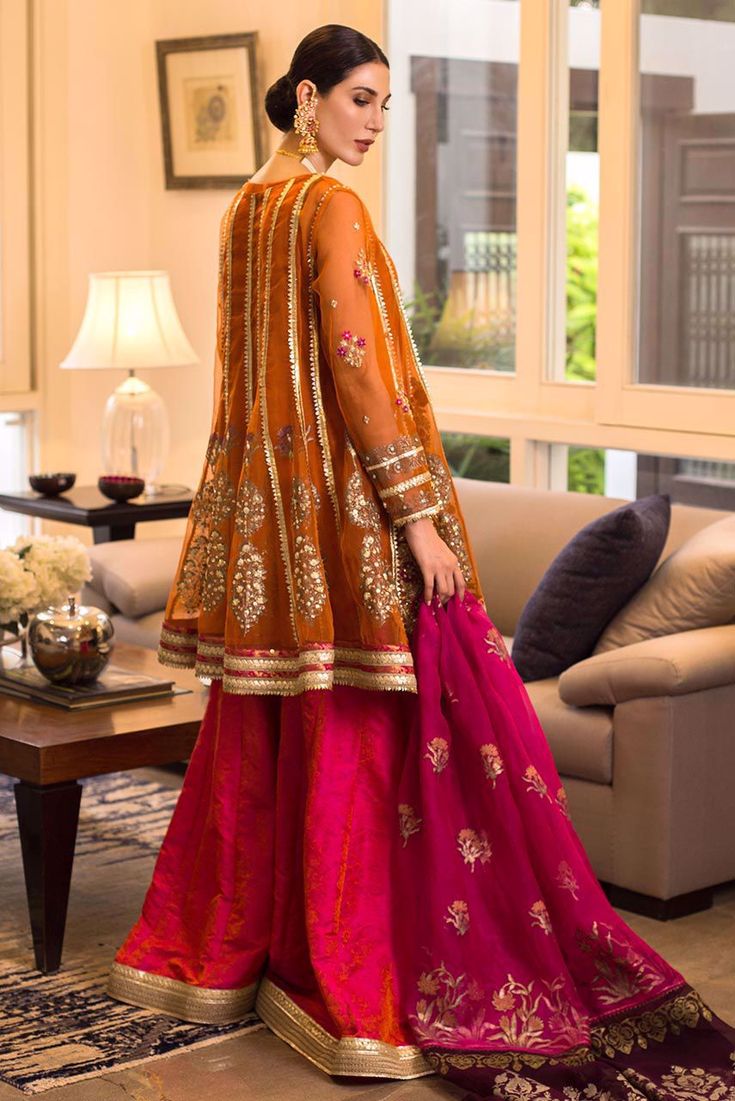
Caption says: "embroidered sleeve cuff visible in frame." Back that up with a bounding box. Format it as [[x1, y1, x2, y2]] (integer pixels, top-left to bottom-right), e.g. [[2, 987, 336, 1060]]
[[362, 436, 440, 525]]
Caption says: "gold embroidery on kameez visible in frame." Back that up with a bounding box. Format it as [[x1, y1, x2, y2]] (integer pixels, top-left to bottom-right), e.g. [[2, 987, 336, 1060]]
[[201, 529, 227, 612], [231, 542, 267, 634], [176, 533, 208, 614], [293, 535, 327, 620]]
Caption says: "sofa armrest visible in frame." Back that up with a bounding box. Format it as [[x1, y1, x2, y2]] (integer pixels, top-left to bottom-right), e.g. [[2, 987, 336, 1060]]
[[558, 625, 735, 707]]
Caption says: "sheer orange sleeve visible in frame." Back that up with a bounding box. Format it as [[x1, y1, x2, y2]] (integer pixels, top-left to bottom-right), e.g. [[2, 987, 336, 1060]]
[[311, 187, 441, 528]]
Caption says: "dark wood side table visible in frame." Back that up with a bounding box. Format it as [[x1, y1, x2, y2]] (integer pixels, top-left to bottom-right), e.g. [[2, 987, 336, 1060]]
[[0, 644, 207, 973], [0, 485, 193, 543]]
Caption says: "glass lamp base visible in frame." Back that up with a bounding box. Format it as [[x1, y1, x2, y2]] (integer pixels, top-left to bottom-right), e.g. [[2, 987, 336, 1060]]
[[102, 373, 170, 488]]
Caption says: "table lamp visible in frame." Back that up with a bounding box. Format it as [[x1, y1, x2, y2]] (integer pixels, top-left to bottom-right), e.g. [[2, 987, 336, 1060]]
[[59, 270, 199, 496]]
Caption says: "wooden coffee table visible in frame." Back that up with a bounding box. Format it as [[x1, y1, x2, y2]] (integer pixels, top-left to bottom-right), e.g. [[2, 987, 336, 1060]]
[[0, 644, 208, 973]]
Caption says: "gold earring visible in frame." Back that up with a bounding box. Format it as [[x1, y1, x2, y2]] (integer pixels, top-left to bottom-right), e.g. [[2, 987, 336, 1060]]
[[294, 95, 319, 156]]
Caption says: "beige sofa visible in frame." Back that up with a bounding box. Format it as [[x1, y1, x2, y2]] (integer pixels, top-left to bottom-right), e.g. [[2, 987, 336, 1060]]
[[82, 478, 735, 920]]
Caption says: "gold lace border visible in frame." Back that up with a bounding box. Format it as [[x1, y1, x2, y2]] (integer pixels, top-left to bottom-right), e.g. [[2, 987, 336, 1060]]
[[106, 961, 257, 1025], [158, 631, 418, 694], [255, 977, 432, 1079]]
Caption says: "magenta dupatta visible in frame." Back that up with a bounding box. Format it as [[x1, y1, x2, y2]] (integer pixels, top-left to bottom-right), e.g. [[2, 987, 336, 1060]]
[[108, 594, 735, 1099]]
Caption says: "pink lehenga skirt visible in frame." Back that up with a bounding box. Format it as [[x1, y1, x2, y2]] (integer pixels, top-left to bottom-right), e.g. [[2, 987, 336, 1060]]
[[107, 594, 735, 1099]]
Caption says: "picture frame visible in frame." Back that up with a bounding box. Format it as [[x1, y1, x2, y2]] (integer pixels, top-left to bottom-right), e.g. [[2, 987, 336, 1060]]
[[155, 32, 265, 190]]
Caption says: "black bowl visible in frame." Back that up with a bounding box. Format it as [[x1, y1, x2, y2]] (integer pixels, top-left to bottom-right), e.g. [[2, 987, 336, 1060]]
[[29, 472, 76, 496], [98, 475, 145, 502]]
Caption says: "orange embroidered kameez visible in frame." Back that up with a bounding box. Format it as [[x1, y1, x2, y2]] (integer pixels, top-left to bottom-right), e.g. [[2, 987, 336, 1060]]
[[158, 172, 481, 694]]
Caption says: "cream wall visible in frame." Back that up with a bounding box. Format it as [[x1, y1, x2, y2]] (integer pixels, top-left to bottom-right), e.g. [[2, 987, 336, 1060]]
[[35, 0, 385, 540]]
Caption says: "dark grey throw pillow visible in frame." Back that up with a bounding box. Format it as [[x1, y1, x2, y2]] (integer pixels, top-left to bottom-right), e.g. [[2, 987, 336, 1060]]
[[511, 494, 671, 683]]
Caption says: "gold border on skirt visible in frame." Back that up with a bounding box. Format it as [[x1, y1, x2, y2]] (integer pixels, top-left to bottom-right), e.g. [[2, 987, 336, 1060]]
[[106, 961, 257, 1025], [255, 976, 433, 1079]]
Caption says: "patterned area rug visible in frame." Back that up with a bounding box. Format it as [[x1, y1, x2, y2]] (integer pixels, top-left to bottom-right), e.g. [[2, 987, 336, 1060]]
[[0, 769, 264, 1094]]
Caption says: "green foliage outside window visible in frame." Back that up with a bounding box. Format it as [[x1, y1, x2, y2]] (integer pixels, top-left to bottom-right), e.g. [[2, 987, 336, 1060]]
[[566, 183, 598, 382]]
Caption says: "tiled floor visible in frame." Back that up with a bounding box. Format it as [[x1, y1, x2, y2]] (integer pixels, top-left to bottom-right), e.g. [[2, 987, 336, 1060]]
[[3, 763, 734, 1101]]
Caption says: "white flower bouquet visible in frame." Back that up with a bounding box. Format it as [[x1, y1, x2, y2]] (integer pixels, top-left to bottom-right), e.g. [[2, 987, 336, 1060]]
[[0, 534, 92, 637]]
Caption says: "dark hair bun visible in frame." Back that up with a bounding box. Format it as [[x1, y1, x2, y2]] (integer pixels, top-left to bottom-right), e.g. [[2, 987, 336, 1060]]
[[264, 73, 296, 132]]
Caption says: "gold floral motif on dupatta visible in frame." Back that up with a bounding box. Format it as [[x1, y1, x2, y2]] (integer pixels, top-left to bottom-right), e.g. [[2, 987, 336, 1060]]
[[201, 529, 227, 612], [575, 921, 666, 1007], [424, 736, 450, 773], [456, 828, 492, 872], [480, 742, 504, 786], [412, 967, 587, 1052], [445, 900, 470, 936], [529, 900, 553, 935], [398, 803, 422, 846], [628, 1061, 735, 1100], [523, 765, 553, 802], [557, 860, 580, 901]]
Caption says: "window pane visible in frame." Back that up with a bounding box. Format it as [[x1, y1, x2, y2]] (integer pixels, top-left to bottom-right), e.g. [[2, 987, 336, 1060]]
[[388, 1, 520, 372], [637, 1, 735, 389], [565, 0, 600, 383], [441, 431, 510, 482], [551, 439, 735, 508], [0, 413, 30, 544]]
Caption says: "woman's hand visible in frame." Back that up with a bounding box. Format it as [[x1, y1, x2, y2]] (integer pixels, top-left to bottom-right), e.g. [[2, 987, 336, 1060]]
[[403, 518, 466, 605]]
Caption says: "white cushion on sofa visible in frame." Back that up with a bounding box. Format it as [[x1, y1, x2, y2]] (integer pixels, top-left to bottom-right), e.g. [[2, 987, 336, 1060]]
[[85, 537, 181, 618]]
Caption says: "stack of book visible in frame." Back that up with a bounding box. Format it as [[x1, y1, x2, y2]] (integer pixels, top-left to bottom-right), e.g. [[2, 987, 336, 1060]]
[[0, 658, 184, 710]]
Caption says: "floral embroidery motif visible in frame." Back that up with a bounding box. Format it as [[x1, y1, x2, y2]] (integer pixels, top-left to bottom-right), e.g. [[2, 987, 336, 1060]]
[[412, 967, 587, 1050], [457, 828, 492, 872], [485, 622, 511, 663], [557, 860, 580, 901], [231, 543, 267, 633], [556, 786, 572, 820], [529, 900, 552, 935], [424, 736, 450, 773], [427, 453, 452, 508], [657, 1064, 735, 1100], [399, 803, 422, 846], [293, 535, 326, 620], [191, 470, 235, 528], [590, 989, 713, 1059], [336, 329, 367, 368], [345, 471, 380, 530], [395, 530, 424, 633], [291, 478, 315, 528], [360, 533, 397, 623], [524, 765, 552, 802], [176, 533, 208, 613], [275, 424, 294, 458], [201, 529, 227, 612], [395, 390, 411, 413], [353, 246, 373, 284], [480, 743, 504, 786], [235, 480, 266, 538], [576, 921, 665, 1006], [445, 900, 470, 936]]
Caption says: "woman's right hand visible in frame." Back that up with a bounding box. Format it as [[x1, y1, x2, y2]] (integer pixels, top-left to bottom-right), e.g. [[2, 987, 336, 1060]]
[[403, 518, 466, 605]]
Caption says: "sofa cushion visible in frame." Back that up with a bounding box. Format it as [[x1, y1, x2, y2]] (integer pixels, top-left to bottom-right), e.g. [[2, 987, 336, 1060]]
[[593, 514, 735, 654], [524, 678, 613, 784], [111, 609, 166, 651], [86, 537, 181, 618], [511, 494, 671, 682]]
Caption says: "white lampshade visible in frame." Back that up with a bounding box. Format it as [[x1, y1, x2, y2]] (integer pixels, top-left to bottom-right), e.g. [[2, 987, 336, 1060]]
[[60, 270, 199, 371]]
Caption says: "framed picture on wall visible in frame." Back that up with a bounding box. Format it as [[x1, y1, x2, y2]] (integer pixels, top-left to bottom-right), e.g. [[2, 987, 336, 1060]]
[[155, 32, 265, 189]]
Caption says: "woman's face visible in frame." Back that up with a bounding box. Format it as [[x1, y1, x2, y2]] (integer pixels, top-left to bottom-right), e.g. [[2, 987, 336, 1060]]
[[298, 62, 391, 167]]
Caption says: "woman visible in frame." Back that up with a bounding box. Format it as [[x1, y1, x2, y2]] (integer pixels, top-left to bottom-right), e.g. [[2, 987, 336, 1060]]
[[107, 24, 735, 1100]]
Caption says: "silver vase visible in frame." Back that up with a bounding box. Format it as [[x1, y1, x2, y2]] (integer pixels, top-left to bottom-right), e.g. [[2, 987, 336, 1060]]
[[28, 595, 115, 685]]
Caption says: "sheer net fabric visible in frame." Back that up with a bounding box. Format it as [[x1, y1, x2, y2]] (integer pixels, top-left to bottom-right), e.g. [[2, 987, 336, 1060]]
[[157, 174, 480, 695]]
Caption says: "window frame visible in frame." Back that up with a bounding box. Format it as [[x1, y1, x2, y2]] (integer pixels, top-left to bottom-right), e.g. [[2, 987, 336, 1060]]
[[385, 0, 735, 486]]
